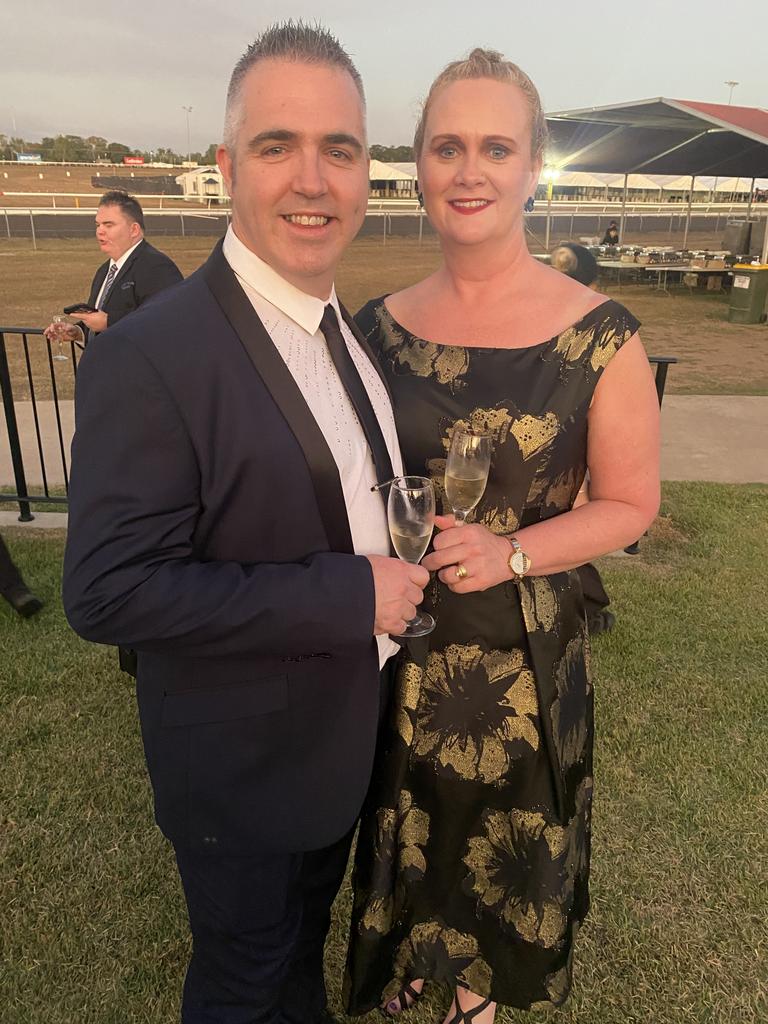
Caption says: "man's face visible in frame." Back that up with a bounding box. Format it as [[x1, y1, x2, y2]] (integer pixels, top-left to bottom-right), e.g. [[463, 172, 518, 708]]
[[95, 205, 141, 261], [217, 59, 369, 298]]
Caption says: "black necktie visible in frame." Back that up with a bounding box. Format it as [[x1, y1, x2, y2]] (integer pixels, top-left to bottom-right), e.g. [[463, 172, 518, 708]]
[[319, 304, 395, 490]]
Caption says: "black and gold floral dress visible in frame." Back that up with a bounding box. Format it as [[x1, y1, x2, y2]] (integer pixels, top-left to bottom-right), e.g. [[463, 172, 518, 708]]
[[344, 297, 640, 1014]]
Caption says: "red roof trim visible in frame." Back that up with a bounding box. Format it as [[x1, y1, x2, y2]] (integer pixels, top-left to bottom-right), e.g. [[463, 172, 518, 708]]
[[674, 99, 768, 142]]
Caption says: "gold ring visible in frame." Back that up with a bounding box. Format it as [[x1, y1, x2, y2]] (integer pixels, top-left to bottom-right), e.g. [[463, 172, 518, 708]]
[[455, 563, 468, 580]]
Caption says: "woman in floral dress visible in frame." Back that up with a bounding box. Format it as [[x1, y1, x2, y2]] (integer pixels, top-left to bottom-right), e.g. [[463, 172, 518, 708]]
[[343, 49, 660, 1024]]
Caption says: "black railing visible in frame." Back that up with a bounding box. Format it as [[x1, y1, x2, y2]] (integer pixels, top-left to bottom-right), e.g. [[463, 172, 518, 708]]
[[622, 355, 678, 554], [0, 326, 80, 520], [648, 355, 678, 407], [1, 328, 678, 522]]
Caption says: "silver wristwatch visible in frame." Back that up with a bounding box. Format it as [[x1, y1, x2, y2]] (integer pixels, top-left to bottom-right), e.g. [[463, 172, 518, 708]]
[[506, 536, 532, 582]]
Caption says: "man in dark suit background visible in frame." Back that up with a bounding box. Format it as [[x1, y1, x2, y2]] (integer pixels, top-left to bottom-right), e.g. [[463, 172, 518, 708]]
[[63, 21, 427, 1024], [49, 190, 182, 343]]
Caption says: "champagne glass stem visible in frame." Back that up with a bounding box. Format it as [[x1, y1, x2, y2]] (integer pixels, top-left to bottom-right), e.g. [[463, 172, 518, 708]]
[[453, 509, 468, 525]]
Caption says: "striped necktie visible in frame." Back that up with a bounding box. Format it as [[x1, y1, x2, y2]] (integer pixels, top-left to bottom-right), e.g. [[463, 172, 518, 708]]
[[97, 262, 119, 310]]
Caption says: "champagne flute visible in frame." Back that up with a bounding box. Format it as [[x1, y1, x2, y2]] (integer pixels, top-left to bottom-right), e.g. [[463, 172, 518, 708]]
[[445, 427, 492, 524], [387, 476, 436, 638], [48, 315, 83, 361]]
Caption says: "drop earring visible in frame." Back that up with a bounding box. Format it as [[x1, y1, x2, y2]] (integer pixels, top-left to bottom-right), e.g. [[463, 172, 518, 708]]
[[417, 190, 425, 208], [523, 196, 535, 212]]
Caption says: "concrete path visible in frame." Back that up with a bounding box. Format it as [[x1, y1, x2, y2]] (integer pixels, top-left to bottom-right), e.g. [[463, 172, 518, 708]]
[[660, 395, 767, 484], [1, 399, 74, 489], [2, 395, 766, 529]]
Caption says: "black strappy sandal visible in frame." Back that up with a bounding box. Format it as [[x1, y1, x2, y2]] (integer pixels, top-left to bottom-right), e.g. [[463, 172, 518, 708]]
[[444, 987, 494, 1024], [379, 980, 424, 1017]]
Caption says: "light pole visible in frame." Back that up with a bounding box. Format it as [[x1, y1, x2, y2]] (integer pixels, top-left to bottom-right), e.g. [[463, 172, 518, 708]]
[[182, 105, 193, 163], [725, 80, 739, 105]]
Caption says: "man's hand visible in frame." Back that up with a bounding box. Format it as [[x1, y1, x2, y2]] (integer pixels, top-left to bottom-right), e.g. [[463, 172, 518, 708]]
[[366, 555, 430, 636], [44, 321, 82, 343], [78, 310, 108, 334]]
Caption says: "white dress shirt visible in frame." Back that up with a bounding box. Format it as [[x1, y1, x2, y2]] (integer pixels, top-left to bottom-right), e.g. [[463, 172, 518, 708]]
[[223, 226, 403, 667], [94, 237, 143, 308]]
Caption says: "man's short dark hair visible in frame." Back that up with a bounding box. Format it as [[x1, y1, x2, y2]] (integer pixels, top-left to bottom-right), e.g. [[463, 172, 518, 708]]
[[223, 21, 366, 150], [99, 191, 145, 231]]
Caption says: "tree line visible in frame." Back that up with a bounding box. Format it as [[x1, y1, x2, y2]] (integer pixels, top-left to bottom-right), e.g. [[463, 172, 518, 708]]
[[0, 135, 414, 165]]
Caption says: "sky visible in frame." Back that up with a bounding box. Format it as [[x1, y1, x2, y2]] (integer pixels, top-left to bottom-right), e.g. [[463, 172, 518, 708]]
[[4, 0, 766, 154]]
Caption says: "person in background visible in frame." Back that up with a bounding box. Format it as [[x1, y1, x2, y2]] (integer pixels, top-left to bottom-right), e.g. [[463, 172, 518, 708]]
[[601, 219, 620, 245], [46, 191, 182, 345], [0, 532, 43, 618]]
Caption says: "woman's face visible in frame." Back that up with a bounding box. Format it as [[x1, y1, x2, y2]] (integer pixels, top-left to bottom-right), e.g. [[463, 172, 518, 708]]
[[417, 77, 541, 250]]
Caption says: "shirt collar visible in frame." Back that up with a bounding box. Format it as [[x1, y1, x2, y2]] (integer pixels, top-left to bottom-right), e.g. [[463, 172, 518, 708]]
[[222, 225, 340, 336], [112, 238, 143, 273]]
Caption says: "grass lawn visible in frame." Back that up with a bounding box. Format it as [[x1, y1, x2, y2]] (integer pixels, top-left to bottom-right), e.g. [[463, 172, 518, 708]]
[[1, 481, 766, 1023]]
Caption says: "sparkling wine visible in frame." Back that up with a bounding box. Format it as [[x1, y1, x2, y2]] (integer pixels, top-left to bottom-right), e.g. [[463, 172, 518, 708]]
[[445, 471, 487, 512], [390, 525, 432, 564]]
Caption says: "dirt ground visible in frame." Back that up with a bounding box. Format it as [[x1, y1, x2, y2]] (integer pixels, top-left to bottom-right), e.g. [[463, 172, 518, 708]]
[[1, 235, 767, 402]]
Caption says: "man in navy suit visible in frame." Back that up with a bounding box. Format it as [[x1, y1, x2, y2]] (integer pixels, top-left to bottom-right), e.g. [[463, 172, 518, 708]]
[[63, 21, 428, 1024], [49, 190, 182, 343]]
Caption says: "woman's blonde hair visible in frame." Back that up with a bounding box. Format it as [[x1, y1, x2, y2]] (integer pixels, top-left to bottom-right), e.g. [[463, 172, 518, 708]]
[[413, 48, 547, 162]]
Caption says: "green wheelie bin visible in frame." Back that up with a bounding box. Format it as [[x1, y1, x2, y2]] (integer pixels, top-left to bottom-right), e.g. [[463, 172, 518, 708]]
[[728, 264, 768, 324]]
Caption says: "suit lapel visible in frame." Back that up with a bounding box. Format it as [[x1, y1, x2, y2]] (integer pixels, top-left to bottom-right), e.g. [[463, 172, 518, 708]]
[[201, 240, 355, 556], [109, 239, 145, 295], [88, 261, 109, 307]]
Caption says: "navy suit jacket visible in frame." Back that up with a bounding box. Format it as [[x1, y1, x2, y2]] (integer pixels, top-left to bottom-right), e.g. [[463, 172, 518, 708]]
[[63, 240, 387, 855], [87, 238, 182, 331]]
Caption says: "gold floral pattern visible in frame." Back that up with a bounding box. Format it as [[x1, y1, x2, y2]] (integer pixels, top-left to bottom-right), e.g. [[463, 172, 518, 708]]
[[394, 661, 422, 747], [553, 311, 636, 373], [519, 576, 559, 633], [378, 305, 470, 389], [426, 407, 561, 533], [510, 412, 560, 461], [409, 644, 540, 784], [383, 921, 493, 1004], [357, 790, 431, 936], [464, 808, 568, 948], [551, 634, 592, 771]]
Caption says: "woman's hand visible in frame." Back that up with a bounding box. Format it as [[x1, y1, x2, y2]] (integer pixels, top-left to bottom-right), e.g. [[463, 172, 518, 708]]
[[422, 515, 511, 593]]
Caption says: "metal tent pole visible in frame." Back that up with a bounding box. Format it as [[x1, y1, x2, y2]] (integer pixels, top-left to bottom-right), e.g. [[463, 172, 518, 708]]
[[746, 177, 756, 221], [683, 175, 695, 249], [619, 173, 628, 242]]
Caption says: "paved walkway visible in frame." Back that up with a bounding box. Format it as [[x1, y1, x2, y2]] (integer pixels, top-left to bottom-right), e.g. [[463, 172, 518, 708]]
[[2, 396, 766, 529], [660, 395, 767, 484]]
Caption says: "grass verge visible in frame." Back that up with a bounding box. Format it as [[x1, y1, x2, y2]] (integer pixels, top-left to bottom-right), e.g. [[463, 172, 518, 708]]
[[1, 482, 766, 1022]]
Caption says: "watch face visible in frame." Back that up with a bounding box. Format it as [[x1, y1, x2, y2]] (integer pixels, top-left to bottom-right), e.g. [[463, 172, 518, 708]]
[[511, 551, 527, 575]]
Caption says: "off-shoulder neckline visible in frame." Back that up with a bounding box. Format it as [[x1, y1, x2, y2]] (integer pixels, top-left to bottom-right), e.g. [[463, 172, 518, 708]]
[[373, 296, 625, 353]]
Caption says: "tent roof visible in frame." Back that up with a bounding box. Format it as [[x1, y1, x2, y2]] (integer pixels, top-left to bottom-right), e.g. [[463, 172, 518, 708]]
[[545, 97, 768, 177], [388, 161, 418, 177], [369, 159, 416, 181]]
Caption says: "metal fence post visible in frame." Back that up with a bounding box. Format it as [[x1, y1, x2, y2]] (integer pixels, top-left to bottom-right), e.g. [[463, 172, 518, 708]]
[[0, 333, 34, 521], [623, 355, 678, 554], [28, 209, 37, 251]]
